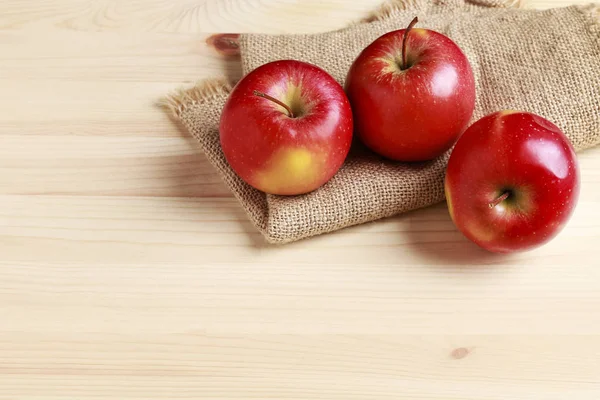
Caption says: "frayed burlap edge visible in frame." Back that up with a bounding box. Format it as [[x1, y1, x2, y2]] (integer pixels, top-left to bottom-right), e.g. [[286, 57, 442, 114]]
[[161, 78, 233, 119]]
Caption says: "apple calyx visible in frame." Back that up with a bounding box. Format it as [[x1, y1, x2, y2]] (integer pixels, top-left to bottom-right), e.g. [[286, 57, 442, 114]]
[[253, 90, 295, 118], [489, 191, 511, 209], [401, 17, 419, 70]]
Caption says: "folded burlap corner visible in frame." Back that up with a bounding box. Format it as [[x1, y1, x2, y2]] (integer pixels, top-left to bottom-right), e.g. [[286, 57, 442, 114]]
[[163, 0, 600, 244]]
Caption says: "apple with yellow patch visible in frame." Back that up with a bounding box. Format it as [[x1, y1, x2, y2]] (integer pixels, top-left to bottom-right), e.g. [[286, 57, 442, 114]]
[[445, 110, 580, 253], [345, 17, 475, 161], [220, 60, 353, 195]]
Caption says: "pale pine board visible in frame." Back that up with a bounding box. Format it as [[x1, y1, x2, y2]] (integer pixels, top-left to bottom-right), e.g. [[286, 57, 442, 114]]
[[1, 0, 599, 399], [1, 334, 599, 399], [1, 194, 599, 336]]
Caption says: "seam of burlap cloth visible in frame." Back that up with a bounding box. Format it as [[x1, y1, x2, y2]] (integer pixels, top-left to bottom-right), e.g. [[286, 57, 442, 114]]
[[580, 3, 600, 41], [163, 0, 600, 244]]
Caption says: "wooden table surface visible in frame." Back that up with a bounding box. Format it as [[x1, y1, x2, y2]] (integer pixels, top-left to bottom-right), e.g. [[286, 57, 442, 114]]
[[1, 0, 599, 398]]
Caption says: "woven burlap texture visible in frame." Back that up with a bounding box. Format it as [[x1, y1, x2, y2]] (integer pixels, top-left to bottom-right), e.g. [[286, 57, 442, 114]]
[[165, 0, 600, 244]]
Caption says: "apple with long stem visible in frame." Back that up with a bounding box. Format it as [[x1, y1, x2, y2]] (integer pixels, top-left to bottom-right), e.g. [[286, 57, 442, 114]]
[[445, 111, 580, 253], [220, 60, 353, 195], [345, 17, 476, 162]]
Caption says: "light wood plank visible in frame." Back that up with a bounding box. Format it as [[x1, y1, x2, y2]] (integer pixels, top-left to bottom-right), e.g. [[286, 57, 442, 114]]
[[0, 0, 581, 34], [1, 334, 599, 399], [1, 194, 599, 336], [1, 0, 599, 399], [0, 0, 384, 33], [0, 135, 229, 197], [0, 30, 240, 138]]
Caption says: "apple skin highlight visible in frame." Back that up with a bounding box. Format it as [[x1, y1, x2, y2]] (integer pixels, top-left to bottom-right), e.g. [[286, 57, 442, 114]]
[[345, 19, 476, 162], [445, 111, 580, 253], [220, 60, 353, 196]]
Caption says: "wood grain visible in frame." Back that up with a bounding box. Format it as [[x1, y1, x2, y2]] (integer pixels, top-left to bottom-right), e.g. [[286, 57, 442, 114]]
[[1, 335, 599, 399], [0, 135, 230, 197], [0, 0, 385, 33], [1, 0, 599, 399]]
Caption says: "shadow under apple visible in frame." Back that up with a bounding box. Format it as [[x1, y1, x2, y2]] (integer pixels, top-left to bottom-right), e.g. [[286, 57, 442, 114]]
[[400, 203, 514, 268]]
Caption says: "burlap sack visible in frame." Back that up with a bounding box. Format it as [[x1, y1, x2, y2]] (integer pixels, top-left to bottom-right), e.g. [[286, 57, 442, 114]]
[[163, 0, 600, 244]]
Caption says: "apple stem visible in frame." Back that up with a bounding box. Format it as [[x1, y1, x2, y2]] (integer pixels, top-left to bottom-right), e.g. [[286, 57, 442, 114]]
[[489, 192, 511, 209], [401, 17, 419, 70], [253, 90, 294, 118]]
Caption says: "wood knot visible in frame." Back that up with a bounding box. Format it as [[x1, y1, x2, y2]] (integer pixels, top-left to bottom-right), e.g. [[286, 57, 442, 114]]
[[450, 347, 471, 360]]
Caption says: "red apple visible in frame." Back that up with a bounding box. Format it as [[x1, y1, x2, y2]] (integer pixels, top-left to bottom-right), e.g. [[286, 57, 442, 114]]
[[345, 17, 475, 161], [220, 60, 353, 195], [445, 110, 580, 253]]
